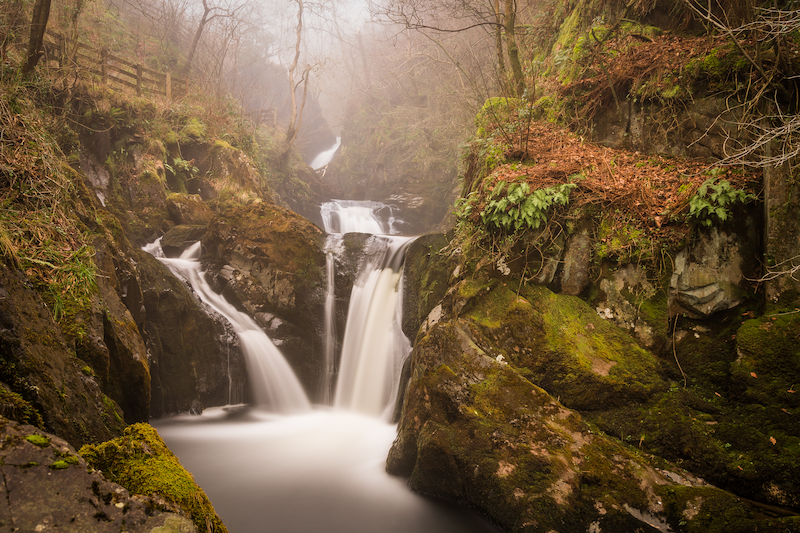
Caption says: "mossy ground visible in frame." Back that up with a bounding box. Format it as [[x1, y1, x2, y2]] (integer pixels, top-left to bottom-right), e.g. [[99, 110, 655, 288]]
[[80, 423, 228, 533]]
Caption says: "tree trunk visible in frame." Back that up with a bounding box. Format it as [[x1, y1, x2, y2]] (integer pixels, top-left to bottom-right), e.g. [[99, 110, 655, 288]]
[[493, 0, 506, 92], [504, 0, 524, 97], [285, 0, 304, 152], [21, 0, 52, 75], [183, 0, 213, 77]]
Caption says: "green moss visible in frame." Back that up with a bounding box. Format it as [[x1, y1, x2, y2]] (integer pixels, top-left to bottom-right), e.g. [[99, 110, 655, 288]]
[[0, 388, 44, 428], [180, 118, 206, 141], [80, 423, 228, 533], [25, 434, 50, 447], [50, 460, 70, 470], [81, 366, 94, 377]]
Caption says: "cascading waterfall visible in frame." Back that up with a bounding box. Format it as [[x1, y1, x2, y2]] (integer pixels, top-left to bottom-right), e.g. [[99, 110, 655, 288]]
[[310, 136, 341, 169], [145, 239, 311, 413], [320, 200, 400, 234], [333, 236, 413, 417], [320, 199, 414, 417], [151, 182, 498, 529]]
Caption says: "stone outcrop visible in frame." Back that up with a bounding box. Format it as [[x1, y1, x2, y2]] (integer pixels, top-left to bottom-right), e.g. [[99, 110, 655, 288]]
[[388, 277, 786, 532], [203, 202, 326, 399], [0, 263, 127, 449], [0, 417, 197, 532], [135, 250, 249, 418]]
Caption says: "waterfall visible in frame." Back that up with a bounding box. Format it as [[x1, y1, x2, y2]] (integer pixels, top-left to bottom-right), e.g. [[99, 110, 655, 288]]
[[334, 236, 412, 417], [321, 234, 344, 404], [320, 200, 401, 234], [145, 240, 311, 413], [310, 137, 341, 169], [321, 200, 414, 418]]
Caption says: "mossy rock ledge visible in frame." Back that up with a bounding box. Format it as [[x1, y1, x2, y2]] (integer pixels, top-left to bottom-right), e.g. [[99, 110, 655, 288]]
[[203, 202, 326, 399], [388, 279, 800, 532], [80, 423, 226, 532], [0, 417, 198, 532]]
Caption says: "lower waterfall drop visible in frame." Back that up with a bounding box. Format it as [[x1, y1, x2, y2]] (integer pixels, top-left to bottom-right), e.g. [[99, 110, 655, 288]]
[[146, 239, 310, 413], [333, 235, 413, 417]]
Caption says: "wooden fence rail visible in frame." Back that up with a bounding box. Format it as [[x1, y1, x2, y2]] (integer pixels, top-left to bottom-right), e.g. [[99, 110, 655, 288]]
[[43, 29, 188, 99]]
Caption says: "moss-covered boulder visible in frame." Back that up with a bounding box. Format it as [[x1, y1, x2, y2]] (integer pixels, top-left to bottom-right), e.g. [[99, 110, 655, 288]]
[[0, 417, 198, 532], [161, 225, 207, 258], [0, 263, 126, 449], [458, 281, 666, 411], [204, 201, 326, 398], [80, 423, 227, 533], [388, 311, 788, 532], [166, 193, 215, 226], [584, 307, 800, 509]]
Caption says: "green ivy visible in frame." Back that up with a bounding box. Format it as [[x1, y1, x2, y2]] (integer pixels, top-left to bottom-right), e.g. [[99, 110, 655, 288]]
[[481, 181, 577, 231], [688, 177, 756, 227]]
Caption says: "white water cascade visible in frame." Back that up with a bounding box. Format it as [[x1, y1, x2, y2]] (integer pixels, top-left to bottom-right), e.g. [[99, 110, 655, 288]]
[[310, 136, 341, 169], [333, 236, 412, 417], [144, 240, 311, 413], [320, 199, 414, 417], [150, 200, 499, 532]]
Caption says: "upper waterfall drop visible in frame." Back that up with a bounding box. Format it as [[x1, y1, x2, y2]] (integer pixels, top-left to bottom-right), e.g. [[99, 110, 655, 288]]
[[144, 239, 311, 414], [310, 137, 341, 169], [320, 200, 400, 235]]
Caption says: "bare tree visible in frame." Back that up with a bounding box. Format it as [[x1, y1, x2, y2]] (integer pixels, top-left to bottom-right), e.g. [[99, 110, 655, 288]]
[[374, 0, 524, 96], [183, 0, 246, 77], [21, 0, 52, 75]]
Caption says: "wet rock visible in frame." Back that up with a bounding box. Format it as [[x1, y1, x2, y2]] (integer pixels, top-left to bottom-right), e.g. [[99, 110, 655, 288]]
[[592, 264, 668, 350], [80, 423, 227, 533], [670, 225, 759, 319], [388, 310, 776, 532], [203, 202, 325, 398], [135, 250, 248, 418], [166, 194, 214, 226], [161, 225, 207, 258], [0, 264, 126, 449], [457, 281, 666, 411], [557, 222, 592, 296], [0, 417, 197, 532]]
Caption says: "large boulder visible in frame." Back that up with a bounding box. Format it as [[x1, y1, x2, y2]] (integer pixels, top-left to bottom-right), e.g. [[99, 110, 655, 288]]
[[80, 423, 227, 533], [452, 281, 667, 411], [387, 295, 784, 532], [204, 202, 326, 399], [0, 417, 198, 532]]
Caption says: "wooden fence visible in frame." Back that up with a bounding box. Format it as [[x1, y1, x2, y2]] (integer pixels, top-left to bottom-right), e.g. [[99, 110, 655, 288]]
[[42, 29, 188, 99]]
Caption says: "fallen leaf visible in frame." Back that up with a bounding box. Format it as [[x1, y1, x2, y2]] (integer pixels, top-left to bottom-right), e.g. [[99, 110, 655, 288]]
[[770, 436, 777, 445], [750, 372, 758, 378]]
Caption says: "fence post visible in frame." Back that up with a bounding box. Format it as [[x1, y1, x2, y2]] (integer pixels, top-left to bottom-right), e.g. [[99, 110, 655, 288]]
[[136, 64, 142, 95], [100, 49, 107, 85], [166, 71, 172, 100]]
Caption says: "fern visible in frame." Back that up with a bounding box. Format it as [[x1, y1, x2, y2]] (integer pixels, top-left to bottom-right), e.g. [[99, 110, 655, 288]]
[[688, 177, 755, 227], [481, 181, 576, 231]]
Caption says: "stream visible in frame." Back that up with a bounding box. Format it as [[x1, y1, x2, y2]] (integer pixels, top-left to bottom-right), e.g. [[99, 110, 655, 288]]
[[148, 200, 501, 532]]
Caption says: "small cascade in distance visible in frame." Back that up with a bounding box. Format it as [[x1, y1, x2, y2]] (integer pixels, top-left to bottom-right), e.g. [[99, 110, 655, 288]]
[[310, 136, 341, 170], [144, 239, 311, 414], [321, 200, 414, 418]]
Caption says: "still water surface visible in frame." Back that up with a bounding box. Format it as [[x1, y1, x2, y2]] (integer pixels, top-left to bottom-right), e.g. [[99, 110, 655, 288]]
[[155, 407, 501, 533]]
